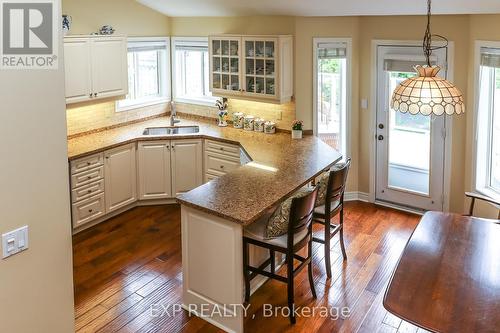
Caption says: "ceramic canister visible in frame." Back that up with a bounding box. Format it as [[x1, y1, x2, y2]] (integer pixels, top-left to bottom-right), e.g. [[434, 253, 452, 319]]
[[233, 112, 245, 129], [254, 118, 265, 132], [264, 121, 276, 134], [243, 115, 255, 131]]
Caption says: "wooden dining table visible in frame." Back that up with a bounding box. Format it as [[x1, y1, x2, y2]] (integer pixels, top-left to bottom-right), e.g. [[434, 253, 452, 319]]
[[384, 211, 500, 333]]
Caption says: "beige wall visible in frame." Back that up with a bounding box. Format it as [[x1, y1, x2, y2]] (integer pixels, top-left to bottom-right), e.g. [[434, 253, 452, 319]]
[[61, 4, 500, 213], [62, 0, 170, 36], [0, 0, 75, 331]]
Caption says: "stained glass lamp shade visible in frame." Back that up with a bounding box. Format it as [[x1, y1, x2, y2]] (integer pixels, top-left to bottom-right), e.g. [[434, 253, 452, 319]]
[[391, 65, 465, 116]]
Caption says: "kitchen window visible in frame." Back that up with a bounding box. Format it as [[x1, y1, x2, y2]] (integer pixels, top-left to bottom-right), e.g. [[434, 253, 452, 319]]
[[117, 37, 170, 112], [172, 37, 216, 106], [474, 44, 500, 199], [313, 38, 351, 158]]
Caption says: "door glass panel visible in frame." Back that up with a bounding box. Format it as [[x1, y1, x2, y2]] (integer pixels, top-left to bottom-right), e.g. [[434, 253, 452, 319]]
[[265, 60, 275, 76], [212, 74, 221, 89], [266, 78, 275, 95], [316, 46, 347, 152], [231, 75, 239, 91], [246, 77, 255, 93], [212, 40, 221, 55], [265, 42, 275, 58], [256, 77, 264, 94], [213, 57, 221, 72], [255, 41, 265, 57], [221, 40, 229, 56], [246, 59, 254, 74], [245, 41, 254, 57], [230, 41, 238, 56], [387, 71, 431, 195], [221, 57, 229, 73], [222, 74, 229, 90], [256, 59, 264, 75], [230, 58, 239, 73]]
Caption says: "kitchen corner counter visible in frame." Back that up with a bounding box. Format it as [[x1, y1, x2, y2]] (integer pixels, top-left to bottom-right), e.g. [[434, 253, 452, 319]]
[[67, 116, 342, 225]]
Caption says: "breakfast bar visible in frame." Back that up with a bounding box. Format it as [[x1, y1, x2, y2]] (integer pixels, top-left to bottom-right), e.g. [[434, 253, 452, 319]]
[[176, 125, 342, 333]]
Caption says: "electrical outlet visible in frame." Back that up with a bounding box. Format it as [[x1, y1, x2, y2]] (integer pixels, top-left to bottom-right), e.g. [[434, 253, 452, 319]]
[[2, 226, 29, 259]]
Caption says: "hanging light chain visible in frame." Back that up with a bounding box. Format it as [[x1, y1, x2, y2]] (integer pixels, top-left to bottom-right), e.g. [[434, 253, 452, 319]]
[[422, 0, 449, 67]]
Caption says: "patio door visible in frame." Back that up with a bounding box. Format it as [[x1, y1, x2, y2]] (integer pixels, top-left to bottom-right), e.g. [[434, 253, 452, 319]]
[[375, 45, 447, 211]]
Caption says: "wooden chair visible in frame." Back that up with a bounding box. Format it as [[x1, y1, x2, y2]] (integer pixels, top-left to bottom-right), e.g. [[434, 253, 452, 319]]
[[312, 158, 351, 279], [243, 188, 319, 324], [465, 192, 500, 219]]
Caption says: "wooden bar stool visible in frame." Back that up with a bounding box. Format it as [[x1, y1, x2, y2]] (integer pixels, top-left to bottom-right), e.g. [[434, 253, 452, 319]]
[[243, 188, 319, 324], [464, 191, 500, 219], [312, 158, 351, 279]]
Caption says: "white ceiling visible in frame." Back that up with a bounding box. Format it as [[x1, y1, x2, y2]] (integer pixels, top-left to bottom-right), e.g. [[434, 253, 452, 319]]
[[137, 0, 500, 17]]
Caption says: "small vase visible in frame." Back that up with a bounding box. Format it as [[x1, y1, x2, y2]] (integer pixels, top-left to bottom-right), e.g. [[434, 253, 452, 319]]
[[217, 110, 228, 127], [291, 129, 303, 139]]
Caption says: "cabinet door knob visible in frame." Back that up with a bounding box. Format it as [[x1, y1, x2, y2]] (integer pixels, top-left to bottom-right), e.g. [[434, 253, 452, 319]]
[[94, 93, 97, 97], [220, 147, 224, 151], [220, 165, 224, 169], [88, 209, 93, 213], [87, 162, 91, 166], [89, 93, 93, 98], [87, 176, 91, 179], [87, 190, 92, 193]]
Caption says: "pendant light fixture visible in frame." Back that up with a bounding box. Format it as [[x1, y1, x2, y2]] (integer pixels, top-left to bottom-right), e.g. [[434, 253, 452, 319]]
[[391, 0, 465, 116]]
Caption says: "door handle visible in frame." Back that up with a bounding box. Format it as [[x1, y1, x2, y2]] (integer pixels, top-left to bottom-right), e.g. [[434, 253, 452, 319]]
[[378, 135, 384, 141]]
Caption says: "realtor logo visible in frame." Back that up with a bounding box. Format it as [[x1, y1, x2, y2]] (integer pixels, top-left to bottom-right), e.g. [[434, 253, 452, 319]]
[[1, 0, 58, 69]]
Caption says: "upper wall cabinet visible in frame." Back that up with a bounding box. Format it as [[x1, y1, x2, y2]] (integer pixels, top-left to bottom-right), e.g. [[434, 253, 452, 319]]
[[64, 36, 128, 104], [209, 35, 293, 104]]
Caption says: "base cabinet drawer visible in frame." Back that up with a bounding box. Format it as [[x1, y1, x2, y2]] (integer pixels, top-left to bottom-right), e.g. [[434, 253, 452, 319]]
[[72, 193, 105, 228], [206, 152, 240, 174], [71, 179, 104, 203], [205, 140, 240, 158], [71, 166, 104, 189], [70, 153, 104, 175]]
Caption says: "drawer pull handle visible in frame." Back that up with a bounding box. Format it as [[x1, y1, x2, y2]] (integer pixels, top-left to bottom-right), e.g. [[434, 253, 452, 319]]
[[220, 165, 224, 169], [88, 209, 93, 213], [87, 190, 92, 193], [87, 176, 92, 180], [220, 147, 224, 151], [87, 162, 91, 166]]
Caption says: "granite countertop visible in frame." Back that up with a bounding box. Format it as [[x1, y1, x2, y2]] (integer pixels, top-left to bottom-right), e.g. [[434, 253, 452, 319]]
[[67, 116, 342, 225]]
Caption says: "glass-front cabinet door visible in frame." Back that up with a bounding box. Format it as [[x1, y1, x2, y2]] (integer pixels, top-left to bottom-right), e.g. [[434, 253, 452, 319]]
[[242, 37, 278, 99], [210, 37, 241, 94]]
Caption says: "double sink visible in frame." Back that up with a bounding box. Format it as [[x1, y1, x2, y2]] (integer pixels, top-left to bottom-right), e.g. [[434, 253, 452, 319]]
[[142, 126, 200, 136]]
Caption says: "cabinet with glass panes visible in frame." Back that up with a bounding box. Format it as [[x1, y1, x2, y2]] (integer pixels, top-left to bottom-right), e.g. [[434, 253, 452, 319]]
[[210, 37, 241, 94], [208, 35, 293, 104]]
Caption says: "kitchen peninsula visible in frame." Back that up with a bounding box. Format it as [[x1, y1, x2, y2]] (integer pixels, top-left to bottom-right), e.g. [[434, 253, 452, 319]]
[[67, 116, 342, 332]]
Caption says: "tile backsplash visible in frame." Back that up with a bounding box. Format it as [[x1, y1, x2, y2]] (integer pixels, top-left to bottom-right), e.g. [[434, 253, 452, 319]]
[[175, 99, 296, 130], [66, 100, 169, 136], [66, 98, 295, 137]]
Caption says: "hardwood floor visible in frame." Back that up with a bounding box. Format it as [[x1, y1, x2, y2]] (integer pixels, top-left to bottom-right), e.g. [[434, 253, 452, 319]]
[[73, 202, 429, 333]]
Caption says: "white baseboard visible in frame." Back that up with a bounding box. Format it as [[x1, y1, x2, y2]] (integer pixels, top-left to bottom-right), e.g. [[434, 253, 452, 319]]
[[344, 191, 370, 202]]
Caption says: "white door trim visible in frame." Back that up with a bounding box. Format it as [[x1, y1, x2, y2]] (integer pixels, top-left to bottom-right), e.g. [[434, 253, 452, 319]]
[[312, 37, 352, 159], [369, 39, 454, 211]]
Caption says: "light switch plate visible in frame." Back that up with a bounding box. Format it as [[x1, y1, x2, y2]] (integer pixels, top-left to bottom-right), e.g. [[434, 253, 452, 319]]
[[2, 226, 29, 259]]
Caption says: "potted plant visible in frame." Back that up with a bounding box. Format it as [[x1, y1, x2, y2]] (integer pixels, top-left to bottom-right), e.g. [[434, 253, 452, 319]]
[[291, 120, 303, 139]]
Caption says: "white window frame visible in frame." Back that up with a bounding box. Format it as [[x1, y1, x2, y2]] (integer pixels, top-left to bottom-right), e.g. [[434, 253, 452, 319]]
[[472, 40, 500, 201], [312, 37, 352, 160], [116, 37, 171, 112], [171, 36, 217, 107]]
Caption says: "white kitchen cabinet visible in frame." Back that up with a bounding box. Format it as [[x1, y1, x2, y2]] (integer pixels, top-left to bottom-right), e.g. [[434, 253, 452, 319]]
[[104, 143, 137, 213], [138, 141, 172, 200], [171, 139, 203, 196], [64, 37, 92, 104], [209, 35, 293, 103], [64, 35, 128, 104]]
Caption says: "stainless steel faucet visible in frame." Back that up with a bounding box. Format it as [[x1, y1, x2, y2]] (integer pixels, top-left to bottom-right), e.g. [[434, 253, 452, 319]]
[[170, 101, 180, 126]]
